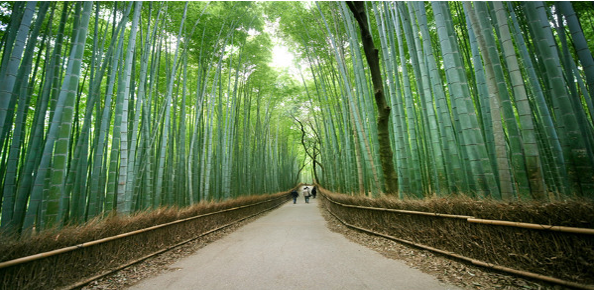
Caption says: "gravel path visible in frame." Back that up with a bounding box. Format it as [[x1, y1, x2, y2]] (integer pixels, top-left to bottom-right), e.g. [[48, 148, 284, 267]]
[[126, 198, 461, 290]]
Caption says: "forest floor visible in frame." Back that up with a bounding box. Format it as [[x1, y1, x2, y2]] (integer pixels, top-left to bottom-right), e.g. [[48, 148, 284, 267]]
[[82, 199, 559, 290]]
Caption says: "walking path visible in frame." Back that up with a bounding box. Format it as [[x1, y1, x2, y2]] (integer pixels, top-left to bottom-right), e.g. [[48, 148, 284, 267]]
[[128, 198, 461, 290]]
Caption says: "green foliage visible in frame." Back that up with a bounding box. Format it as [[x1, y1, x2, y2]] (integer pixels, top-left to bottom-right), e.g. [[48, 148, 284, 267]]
[[0, 1, 593, 235], [0, 1, 299, 234], [274, 1, 593, 200], [570, 1, 594, 54]]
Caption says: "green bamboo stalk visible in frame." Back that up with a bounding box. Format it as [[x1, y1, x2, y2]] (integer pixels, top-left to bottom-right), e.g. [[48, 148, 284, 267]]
[[0, 2, 36, 149], [432, 1, 498, 198], [319, 2, 382, 195], [394, 2, 423, 197], [493, 1, 547, 199], [11, 2, 69, 232], [414, 2, 465, 195], [507, 2, 569, 198], [1, 2, 49, 230], [116, 1, 142, 214], [464, 2, 510, 200], [550, 5, 594, 165], [65, 2, 101, 224], [88, 3, 131, 218], [155, 2, 188, 206], [556, 2, 594, 101], [383, 3, 410, 196], [128, 2, 159, 212], [404, 2, 446, 196], [23, 2, 92, 231], [46, 2, 92, 228], [522, 1, 593, 197]]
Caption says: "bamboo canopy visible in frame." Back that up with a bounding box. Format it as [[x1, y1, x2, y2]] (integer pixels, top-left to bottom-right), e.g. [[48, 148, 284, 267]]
[[0, 2, 592, 235]]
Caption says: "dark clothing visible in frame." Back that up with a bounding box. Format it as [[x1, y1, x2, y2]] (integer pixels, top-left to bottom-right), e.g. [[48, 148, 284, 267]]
[[291, 190, 299, 204], [311, 187, 317, 198]]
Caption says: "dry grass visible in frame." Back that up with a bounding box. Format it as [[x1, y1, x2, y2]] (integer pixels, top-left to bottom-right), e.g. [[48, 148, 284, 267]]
[[0, 192, 290, 290], [320, 188, 594, 286]]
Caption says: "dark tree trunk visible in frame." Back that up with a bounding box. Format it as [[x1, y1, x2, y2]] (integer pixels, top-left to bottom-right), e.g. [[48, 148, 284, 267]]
[[294, 116, 323, 183], [347, 1, 399, 194]]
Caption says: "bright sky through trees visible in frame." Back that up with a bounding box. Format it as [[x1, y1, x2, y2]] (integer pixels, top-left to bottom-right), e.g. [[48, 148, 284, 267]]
[[271, 44, 294, 69], [265, 17, 298, 73]]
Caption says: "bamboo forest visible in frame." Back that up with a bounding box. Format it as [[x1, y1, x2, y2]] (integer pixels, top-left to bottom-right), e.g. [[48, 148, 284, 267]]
[[0, 1, 592, 234]]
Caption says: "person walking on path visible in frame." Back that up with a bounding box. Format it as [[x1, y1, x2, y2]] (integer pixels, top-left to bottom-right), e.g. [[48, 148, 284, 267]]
[[290, 190, 299, 204], [311, 186, 317, 199], [302, 186, 311, 203]]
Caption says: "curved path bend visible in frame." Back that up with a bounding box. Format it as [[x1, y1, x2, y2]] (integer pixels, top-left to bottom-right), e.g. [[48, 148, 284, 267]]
[[128, 198, 461, 290]]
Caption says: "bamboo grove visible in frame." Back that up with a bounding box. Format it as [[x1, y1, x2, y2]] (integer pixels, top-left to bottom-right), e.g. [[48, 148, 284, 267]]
[[0, 1, 593, 234], [269, 2, 594, 199], [0, 2, 301, 233]]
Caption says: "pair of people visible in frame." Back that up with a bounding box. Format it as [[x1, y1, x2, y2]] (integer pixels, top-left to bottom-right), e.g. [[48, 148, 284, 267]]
[[290, 186, 317, 204]]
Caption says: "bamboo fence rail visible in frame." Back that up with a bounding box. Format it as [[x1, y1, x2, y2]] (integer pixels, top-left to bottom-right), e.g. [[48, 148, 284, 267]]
[[321, 192, 594, 290], [61, 198, 286, 290], [0, 194, 290, 289], [324, 194, 594, 234], [0, 195, 287, 269], [324, 207, 593, 290]]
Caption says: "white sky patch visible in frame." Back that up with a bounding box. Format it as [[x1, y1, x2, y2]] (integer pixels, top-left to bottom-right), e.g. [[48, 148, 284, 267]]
[[248, 28, 260, 36], [271, 44, 294, 69], [266, 18, 294, 69], [265, 18, 309, 81], [261, 15, 313, 84]]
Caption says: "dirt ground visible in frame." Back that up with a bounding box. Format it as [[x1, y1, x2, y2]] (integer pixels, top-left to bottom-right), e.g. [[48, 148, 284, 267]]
[[81, 201, 564, 290]]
